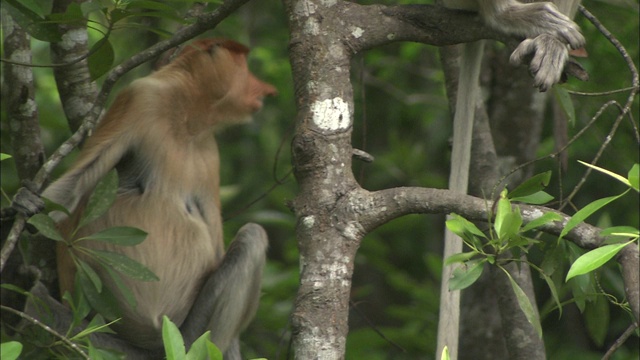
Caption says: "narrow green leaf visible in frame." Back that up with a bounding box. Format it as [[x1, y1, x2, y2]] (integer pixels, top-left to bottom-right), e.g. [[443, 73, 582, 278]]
[[522, 212, 563, 232], [554, 86, 575, 126], [504, 269, 543, 338], [27, 214, 64, 241], [0, 341, 23, 360], [493, 191, 511, 239], [559, 192, 627, 240], [510, 191, 554, 205], [76, 269, 121, 320], [79, 170, 118, 229], [0, 153, 12, 161], [540, 272, 562, 318], [440, 346, 450, 360], [600, 226, 639, 239], [449, 259, 486, 291], [628, 163, 639, 191], [508, 171, 552, 199], [186, 331, 219, 360], [444, 251, 477, 266], [497, 210, 523, 243], [565, 241, 633, 281], [76, 258, 103, 293], [104, 266, 138, 309], [578, 161, 631, 187], [84, 226, 148, 246], [162, 316, 186, 360], [88, 37, 115, 80], [91, 250, 159, 282]]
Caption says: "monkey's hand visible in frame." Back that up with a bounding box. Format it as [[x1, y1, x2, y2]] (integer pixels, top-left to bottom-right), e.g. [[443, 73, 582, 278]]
[[510, 34, 572, 92], [493, 2, 585, 50], [11, 181, 45, 217]]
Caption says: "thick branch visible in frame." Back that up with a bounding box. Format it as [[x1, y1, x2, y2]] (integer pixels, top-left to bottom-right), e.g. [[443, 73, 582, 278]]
[[358, 187, 604, 249]]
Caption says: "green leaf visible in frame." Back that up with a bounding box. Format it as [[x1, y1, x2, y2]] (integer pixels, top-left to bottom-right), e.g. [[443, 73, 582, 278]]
[[104, 266, 138, 309], [508, 171, 552, 199], [494, 193, 522, 242], [83, 226, 148, 246], [162, 316, 186, 360], [79, 170, 118, 229], [446, 214, 487, 244], [522, 212, 563, 232], [578, 161, 631, 188], [504, 269, 543, 338], [600, 226, 639, 239], [3, 0, 61, 42], [0, 341, 23, 360], [91, 250, 159, 282], [76, 269, 121, 320], [77, 258, 103, 293], [0, 153, 12, 161], [554, 86, 575, 126], [186, 331, 223, 360], [559, 192, 627, 240], [88, 37, 115, 80], [444, 251, 477, 266], [440, 346, 450, 360], [628, 163, 639, 191], [448, 259, 486, 291], [510, 191, 554, 205], [540, 272, 562, 318], [584, 295, 609, 347], [565, 241, 633, 281], [27, 214, 64, 241]]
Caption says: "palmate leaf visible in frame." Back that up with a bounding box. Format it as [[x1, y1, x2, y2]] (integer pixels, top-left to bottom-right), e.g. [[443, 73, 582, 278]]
[[27, 214, 64, 241], [90, 249, 159, 282], [83, 226, 148, 246], [79, 170, 118, 229]]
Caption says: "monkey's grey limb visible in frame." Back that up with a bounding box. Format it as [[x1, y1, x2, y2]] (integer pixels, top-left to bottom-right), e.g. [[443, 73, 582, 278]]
[[510, 34, 569, 91], [180, 223, 268, 358]]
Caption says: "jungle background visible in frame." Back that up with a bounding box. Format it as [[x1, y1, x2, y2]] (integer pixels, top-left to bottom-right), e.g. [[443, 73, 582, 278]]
[[1, 0, 638, 359]]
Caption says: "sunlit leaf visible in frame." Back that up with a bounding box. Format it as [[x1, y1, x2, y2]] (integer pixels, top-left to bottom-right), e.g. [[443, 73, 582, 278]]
[[162, 316, 186, 360], [444, 251, 477, 266], [508, 171, 552, 199], [0, 341, 22, 360], [578, 160, 631, 187], [559, 192, 627, 240], [566, 241, 633, 281], [522, 212, 563, 232], [510, 191, 554, 205], [449, 259, 486, 291]]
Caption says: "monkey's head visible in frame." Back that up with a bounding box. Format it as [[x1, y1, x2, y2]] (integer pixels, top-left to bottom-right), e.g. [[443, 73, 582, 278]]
[[160, 38, 277, 128]]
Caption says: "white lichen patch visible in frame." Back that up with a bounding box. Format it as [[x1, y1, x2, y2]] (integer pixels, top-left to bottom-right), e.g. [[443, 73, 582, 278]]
[[311, 97, 350, 131], [351, 26, 364, 38], [302, 215, 316, 228]]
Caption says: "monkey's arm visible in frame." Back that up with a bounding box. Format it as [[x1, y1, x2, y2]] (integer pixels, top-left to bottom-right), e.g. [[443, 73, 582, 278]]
[[41, 90, 137, 217], [180, 223, 268, 359]]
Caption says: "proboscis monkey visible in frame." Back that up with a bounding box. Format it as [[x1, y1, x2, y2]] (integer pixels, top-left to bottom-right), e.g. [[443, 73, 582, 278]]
[[437, 1, 584, 358], [40, 38, 276, 359]]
